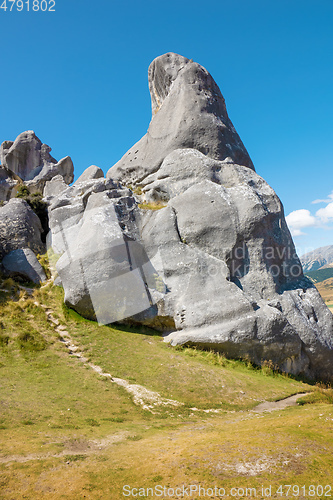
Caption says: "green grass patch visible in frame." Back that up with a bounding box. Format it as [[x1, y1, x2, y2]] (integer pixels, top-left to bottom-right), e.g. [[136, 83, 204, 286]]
[[138, 201, 166, 210], [297, 387, 333, 405]]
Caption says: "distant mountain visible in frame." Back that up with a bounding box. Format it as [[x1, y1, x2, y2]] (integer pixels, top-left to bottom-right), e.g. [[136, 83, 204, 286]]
[[301, 245, 333, 272]]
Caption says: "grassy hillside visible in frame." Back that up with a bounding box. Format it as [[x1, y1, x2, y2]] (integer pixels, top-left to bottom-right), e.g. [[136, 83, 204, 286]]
[[1, 274, 333, 498], [315, 277, 333, 310]]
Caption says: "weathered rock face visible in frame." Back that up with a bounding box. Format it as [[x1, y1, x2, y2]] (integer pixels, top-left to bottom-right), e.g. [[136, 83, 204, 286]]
[[48, 52, 333, 381], [0, 131, 74, 278], [43, 175, 69, 203], [106, 53, 253, 186], [0, 198, 44, 260], [74, 165, 104, 184], [0, 131, 74, 200], [0, 166, 16, 201], [48, 177, 164, 323], [2, 248, 46, 284]]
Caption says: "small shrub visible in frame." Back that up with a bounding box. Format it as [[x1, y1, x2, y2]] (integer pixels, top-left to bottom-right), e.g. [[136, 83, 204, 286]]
[[17, 329, 47, 352], [0, 330, 10, 347], [64, 454, 87, 462], [298, 388, 333, 405], [2, 278, 18, 292], [85, 418, 100, 427], [261, 360, 276, 377], [16, 185, 49, 240], [127, 435, 142, 441], [16, 185, 30, 198], [133, 185, 143, 195], [37, 253, 51, 279]]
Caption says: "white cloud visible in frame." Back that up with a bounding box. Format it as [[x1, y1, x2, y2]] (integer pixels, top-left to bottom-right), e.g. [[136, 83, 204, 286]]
[[291, 228, 305, 237], [286, 190, 333, 237], [312, 191, 333, 204], [285, 209, 317, 236], [316, 202, 333, 223]]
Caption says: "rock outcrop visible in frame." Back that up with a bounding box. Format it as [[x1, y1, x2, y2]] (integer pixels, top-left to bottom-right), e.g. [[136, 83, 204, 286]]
[[106, 52, 253, 186], [46, 52, 333, 381], [74, 165, 104, 184], [47, 177, 164, 323], [0, 198, 44, 260], [2, 248, 46, 284], [0, 131, 74, 281], [0, 131, 74, 200]]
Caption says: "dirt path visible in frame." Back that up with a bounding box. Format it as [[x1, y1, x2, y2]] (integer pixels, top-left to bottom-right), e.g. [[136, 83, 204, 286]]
[[0, 432, 128, 464], [252, 393, 311, 412], [35, 301, 183, 414]]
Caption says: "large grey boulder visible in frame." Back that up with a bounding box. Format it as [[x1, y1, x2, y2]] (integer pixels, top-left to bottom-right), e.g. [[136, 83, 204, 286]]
[[0, 198, 44, 260], [74, 165, 104, 184], [43, 175, 69, 203], [0, 166, 16, 201], [49, 52, 333, 381], [140, 171, 333, 379], [106, 52, 253, 186], [0, 131, 74, 199], [2, 248, 46, 284], [47, 178, 164, 322]]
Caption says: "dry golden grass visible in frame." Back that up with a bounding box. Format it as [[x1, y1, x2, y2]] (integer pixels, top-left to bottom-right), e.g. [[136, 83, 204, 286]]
[[0, 277, 332, 499]]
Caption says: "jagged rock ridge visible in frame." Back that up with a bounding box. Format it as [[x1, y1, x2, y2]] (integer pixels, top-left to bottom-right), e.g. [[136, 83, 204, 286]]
[[0, 131, 74, 282], [0, 131, 73, 200]]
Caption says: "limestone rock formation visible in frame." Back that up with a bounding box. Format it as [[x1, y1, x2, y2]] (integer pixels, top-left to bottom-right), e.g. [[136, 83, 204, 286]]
[[48, 52, 333, 381], [0, 131, 74, 200], [0, 166, 16, 201], [2, 248, 46, 284], [47, 177, 164, 323], [0, 198, 44, 260], [106, 52, 253, 186], [43, 175, 69, 203], [74, 165, 104, 184]]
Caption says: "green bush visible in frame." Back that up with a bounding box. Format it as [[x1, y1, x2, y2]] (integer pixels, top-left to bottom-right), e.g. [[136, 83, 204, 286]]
[[16, 185, 49, 241]]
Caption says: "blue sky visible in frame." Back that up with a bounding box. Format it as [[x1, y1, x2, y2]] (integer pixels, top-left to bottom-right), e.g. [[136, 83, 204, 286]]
[[1, 0, 332, 256]]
